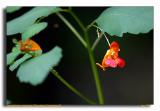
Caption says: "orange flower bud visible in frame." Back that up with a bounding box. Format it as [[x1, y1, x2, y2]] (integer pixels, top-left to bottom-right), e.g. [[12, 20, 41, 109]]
[[19, 39, 42, 52]]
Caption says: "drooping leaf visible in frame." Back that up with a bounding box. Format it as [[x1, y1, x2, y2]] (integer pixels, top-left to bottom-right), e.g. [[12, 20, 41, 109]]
[[7, 46, 21, 65], [7, 7, 61, 35], [6, 6, 22, 13], [22, 22, 48, 41], [17, 46, 62, 86], [96, 7, 153, 37]]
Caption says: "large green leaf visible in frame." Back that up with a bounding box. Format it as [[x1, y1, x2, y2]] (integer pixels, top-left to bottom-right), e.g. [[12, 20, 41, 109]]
[[7, 7, 61, 35], [96, 7, 153, 37], [22, 22, 48, 41], [6, 6, 22, 13], [17, 46, 62, 86]]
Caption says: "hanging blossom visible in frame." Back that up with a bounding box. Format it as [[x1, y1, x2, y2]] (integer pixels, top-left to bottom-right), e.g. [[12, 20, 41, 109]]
[[96, 41, 125, 71]]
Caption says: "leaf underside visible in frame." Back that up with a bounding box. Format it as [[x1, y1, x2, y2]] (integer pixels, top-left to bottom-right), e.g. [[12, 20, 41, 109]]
[[96, 6, 153, 37]]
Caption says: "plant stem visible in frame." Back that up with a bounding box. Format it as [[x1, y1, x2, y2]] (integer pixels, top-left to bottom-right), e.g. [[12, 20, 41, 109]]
[[56, 13, 87, 48], [68, 11, 104, 104], [69, 10, 86, 32], [84, 31, 104, 104], [92, 25, 110, 46], [86, 20, 96, 30], [50, 69, 96, 104], [57, 11, 105, 104], [91, 34, 103, 51]]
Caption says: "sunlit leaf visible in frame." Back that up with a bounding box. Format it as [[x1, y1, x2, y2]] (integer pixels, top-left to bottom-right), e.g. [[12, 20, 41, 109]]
[[17, 46, 63, 86], [7, 7, 61, 35], [22, 22, 48, 41], [6, 6, 21, 13], [96, 7, 153, 37]]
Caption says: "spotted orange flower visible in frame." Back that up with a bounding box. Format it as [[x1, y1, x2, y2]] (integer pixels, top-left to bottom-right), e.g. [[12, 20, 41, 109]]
[[96, 41, 125, 71], [7, 38, 62, 86], [19, 39, 42, 52]]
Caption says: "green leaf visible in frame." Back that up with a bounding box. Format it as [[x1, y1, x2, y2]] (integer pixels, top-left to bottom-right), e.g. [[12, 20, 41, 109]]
[[22, 22, 48, 41], [28, 50, 43, 57], [17, 46, 63, 86], [96, 7, 153, 37], [9, 54, 32, 71], [7, 46, 21, 65], [6, 6, 21, 13], [7, 7, 61, 35]]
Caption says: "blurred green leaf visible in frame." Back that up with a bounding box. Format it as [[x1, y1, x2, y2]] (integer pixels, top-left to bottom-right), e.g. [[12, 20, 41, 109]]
[[6, 6, 21, 13], [22, 22, 48, 41], [7, 46, 21, 65], [96, 7, 153, 37], [6, 99, 11, 105], [7, 7, 61, 35], [17, 46, 63, 86]]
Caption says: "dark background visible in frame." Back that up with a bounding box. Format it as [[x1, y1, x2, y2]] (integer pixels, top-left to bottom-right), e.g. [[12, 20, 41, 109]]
[[6, 7, 153, 105]]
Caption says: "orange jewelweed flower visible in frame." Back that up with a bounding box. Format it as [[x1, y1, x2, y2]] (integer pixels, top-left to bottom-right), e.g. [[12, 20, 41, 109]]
[[19, 39, 42, 52], [96, 41, 125, 71]]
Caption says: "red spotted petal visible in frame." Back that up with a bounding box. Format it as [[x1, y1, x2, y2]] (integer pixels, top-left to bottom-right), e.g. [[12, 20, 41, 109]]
[[116, 57, 125, 68]]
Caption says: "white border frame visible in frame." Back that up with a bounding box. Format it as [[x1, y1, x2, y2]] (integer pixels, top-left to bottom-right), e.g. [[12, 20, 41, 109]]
[[0, 0, 159, 111]]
